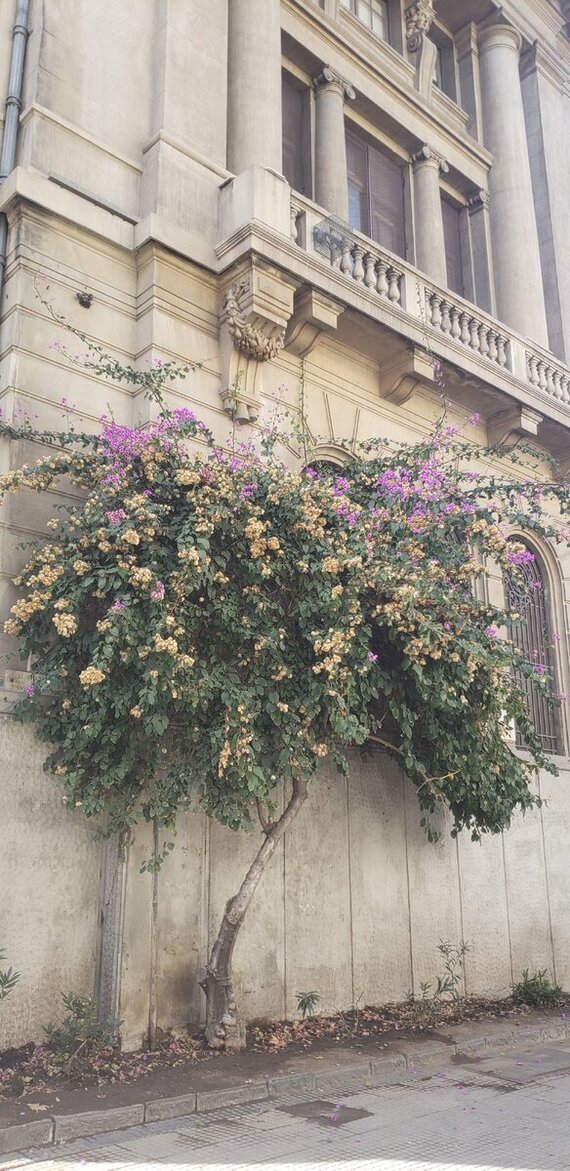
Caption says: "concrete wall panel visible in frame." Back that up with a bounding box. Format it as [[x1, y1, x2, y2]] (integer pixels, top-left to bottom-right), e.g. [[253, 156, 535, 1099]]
[[348, 755, 412, 1003], [284, 767, 353, 1017], [0, 722, 102, 1048]]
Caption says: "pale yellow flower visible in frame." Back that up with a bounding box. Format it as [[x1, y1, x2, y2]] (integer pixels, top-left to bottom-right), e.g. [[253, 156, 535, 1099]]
[[79, 666, 106, 686], [53, 613, 78, 637]]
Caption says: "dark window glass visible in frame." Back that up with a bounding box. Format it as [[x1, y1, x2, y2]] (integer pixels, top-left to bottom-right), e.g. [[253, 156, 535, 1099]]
[[346, 133, 370, 236], [503, 545, 562, 755], [346, 130, 405, 257], [441, 197, 464, 297], [428, 31, 457, 102], [282, 75, 309, 195]]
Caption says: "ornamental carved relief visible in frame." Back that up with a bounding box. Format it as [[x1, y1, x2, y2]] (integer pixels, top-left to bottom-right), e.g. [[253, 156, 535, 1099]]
[[223, 281, 286, 363], [219, 265, 296, 423]]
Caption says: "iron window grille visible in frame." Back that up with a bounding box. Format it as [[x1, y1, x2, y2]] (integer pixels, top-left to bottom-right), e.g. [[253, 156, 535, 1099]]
[[503, 545, 562, 755]]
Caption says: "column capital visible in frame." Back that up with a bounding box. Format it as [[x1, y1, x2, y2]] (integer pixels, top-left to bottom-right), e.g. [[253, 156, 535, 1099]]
[[412, 144, 449, 174], [478, 22, 522, 57], [468, 188, 490, 212], [405, 0, 435, 51], [313, 65, 356, 102]]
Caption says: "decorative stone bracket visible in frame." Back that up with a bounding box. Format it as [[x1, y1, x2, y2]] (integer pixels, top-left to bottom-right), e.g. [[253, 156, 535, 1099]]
[[487, 405, 543, 448], [285, 288, 345, 358], [378, 345, 436, 406], [219, 262, 297, 421], [405, 0, 437, 98]]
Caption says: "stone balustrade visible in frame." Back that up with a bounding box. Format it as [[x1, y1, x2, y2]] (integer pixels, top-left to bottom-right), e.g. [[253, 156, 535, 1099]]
[[289, 196, 570, 418], [312, 218, 404, 307], [526, 351, 570, 405], [425, 289, 512, 371]]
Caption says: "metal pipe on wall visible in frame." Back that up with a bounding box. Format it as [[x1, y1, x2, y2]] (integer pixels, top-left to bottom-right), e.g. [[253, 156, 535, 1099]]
[[0, 0, 31, 301]]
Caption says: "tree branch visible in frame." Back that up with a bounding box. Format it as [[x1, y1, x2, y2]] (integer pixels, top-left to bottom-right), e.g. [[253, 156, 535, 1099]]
[[255, 797, 275, 835]]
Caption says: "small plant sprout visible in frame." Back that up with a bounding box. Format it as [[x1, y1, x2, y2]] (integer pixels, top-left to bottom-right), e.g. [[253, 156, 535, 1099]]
[[0, 949, 20, 1003], [512, 969, 563, 1007], [43, 992, 122, 1067], [296, 990, 321, 1019]]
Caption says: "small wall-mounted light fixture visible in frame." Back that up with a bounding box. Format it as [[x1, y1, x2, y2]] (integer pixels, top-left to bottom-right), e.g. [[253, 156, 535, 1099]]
[[76, 291, 93, 308]]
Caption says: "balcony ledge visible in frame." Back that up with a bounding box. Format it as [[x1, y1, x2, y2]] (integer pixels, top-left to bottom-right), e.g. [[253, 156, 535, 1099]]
[[216, 189, 570, 463]]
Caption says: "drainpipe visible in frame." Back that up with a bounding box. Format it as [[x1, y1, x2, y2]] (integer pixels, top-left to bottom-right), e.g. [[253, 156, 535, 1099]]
[[0, 0, 31, 303]]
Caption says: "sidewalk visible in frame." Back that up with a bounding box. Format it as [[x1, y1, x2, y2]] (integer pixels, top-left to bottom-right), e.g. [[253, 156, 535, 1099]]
[[1, 1009, 569, 1156]]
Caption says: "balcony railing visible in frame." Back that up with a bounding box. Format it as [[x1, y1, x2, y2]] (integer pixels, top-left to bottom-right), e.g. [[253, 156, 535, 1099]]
[[313, 219, 404, 308], [425, 289, 512, 372], [290, 194, 570, 418]]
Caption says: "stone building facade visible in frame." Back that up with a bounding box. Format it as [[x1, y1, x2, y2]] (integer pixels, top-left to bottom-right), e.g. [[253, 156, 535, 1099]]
[[1, 0, 570, 1049]]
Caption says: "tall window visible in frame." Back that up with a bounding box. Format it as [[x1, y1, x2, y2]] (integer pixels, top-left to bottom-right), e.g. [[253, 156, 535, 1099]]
[[429, 27, 458, 103], [346, 130, 406, 257], [340, 0, 389, 40], [503, 544, 562, 754], [282, 74, 310, 196], [441, 197, 464, 297]]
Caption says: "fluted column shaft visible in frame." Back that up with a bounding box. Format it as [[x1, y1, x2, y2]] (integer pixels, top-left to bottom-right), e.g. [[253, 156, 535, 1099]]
[[227, 0, 282, 174], [413, 146, 448, 287], [478, 24, 548, 346], [314, 67, 355, 221]]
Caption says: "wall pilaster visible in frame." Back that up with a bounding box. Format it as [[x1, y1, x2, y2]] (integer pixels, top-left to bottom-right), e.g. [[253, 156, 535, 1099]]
[[227, 0, 282, 174]]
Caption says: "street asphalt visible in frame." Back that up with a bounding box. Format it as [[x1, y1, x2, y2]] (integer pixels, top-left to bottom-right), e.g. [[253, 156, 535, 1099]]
[[3, 1037, 570, 1171]]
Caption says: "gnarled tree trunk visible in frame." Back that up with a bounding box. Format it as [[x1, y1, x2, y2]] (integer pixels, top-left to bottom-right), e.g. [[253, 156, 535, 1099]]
[[199, 777, 307, 1051]]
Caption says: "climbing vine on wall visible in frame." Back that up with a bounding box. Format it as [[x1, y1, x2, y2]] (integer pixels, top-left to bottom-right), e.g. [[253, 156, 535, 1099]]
[[1, 343, 569, 1047]]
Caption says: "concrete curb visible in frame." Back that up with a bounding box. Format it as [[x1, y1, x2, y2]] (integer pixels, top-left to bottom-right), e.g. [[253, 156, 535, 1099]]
[[1, 1019, 569, 1156]]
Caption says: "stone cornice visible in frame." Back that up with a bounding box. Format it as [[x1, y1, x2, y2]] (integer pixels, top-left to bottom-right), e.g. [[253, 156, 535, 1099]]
[[313, 65, 356, 101], [519, 39, 570, 92]]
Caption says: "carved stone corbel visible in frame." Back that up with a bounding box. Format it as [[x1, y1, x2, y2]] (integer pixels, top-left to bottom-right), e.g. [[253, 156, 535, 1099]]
[[219, 263, 297, 421], [405, 0, 437, 98], [379, 346, 436, 406], [285, 288, 345, 358], [487, 405, 543, 448]]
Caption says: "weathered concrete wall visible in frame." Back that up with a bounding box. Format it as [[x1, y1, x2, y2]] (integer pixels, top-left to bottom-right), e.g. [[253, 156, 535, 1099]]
[[0, 722, 103, 1049], [113, 754, 570, 1050], [2, 724, 568, 1052]]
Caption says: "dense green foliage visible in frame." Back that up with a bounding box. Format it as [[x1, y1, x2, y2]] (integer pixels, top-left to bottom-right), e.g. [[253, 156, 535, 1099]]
[[1, 385, 568, 851], [512, 968, 563, 1007]]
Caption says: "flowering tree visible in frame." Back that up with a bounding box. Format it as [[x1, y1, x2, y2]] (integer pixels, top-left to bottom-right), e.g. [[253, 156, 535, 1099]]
[[1, 359, 569, 1049]]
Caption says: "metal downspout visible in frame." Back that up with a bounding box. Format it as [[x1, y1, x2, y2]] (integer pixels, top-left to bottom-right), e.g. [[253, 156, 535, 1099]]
[[0, 0, 31, 305]]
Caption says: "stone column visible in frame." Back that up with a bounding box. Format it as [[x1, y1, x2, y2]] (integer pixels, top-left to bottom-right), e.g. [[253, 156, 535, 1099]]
[[313, 67, 355, 221], [478, 23, 549, 346], [412, 145, 448, 287], [227, 0, 282, 174]]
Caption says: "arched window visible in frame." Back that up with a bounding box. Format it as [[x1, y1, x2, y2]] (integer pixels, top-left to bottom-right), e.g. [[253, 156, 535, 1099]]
[[503, 542, 562, 754]]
